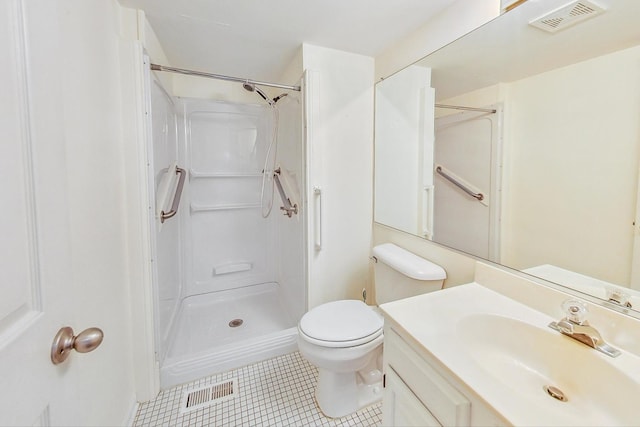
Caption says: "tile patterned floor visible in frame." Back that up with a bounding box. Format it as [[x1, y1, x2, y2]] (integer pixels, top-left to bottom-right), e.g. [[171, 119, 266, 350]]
[[134, 352, 382, 426]]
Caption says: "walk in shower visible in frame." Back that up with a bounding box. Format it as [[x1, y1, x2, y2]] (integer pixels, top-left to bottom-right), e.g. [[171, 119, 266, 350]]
[[146, 63, 306, 388]]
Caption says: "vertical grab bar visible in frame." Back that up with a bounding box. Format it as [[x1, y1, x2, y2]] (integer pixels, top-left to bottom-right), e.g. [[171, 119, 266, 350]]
[[314, 186, 322, 250], [160, 167, 186, 223]]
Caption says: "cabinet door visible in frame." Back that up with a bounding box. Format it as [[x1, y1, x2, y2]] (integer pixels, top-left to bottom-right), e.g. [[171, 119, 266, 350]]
[[383, 369, 442, 427]]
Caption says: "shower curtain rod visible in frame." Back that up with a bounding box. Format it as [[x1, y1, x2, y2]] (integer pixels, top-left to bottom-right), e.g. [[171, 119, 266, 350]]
[[435, 104, 496, 114], [150, 63, 301, 92]]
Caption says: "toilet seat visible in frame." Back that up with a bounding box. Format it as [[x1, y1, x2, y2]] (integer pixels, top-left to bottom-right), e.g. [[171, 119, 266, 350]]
[[298, 327, 383, 348], [298, 300, 383, 348]]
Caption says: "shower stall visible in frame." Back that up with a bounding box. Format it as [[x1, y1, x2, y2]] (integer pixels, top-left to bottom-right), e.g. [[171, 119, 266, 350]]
[[145, 62, 307, 389]]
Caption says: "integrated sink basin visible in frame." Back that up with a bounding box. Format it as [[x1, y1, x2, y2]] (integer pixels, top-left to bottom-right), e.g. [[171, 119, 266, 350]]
[[458, 313, 639, 425], [380, 282, 640, 426]]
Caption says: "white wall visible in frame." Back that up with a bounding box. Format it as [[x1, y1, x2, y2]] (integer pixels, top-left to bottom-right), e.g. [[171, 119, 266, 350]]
[[136, 10, 173, 94], [277, 49, 307, 316], [302, 44, 375, 308], [275, 91, 307, 320], [168, 41, 296, 104], [503, 46, 640, 285], [279, 47, 304, 90], [173, 75, 268, 104], [120, 9, 166, 403]]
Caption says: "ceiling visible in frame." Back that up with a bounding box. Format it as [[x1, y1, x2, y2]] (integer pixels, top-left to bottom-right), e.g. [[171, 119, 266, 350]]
[[118, 0, 458, 83], [419, 0, 640, 100]]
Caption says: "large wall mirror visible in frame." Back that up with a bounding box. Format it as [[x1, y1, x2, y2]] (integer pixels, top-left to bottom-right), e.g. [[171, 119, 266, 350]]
[[374, 0, 640, 312]]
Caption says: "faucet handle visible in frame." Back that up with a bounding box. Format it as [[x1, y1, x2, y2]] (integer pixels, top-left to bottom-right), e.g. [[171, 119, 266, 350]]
[[561, 299, 588, 324], [605, 286, 632, 308]]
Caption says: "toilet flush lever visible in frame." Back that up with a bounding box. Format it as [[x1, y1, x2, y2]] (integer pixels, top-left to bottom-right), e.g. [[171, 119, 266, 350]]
[[51, 326, 104, 365]]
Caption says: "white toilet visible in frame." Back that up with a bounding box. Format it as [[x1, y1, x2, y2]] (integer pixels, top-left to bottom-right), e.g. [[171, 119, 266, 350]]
[[297, 243, 446, 418]]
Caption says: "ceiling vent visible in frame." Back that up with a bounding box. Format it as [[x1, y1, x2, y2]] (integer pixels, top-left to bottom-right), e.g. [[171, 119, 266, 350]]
[[529, 1, 605, 33]]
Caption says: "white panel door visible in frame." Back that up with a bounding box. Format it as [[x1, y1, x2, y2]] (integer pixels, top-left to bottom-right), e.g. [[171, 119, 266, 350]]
[[0, 1, 84, 424]]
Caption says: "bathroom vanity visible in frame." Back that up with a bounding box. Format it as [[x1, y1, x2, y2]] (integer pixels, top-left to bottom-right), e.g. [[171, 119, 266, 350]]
[[379, 262, 640, 426], [382, 324, 507, 426]]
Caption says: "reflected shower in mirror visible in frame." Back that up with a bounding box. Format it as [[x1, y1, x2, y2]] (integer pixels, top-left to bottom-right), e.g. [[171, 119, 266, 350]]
[[374, 0, 640, 312]]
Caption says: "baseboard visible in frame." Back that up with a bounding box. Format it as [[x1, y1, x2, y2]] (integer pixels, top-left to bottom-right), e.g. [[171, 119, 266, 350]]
[[123, 399, 139, 427]]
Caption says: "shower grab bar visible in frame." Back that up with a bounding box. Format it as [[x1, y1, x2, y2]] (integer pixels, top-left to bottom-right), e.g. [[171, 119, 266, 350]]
[[435, 166, 484, 201], [435, 103, 497, 114], [190, 171, 262, 179], [314, 186, 322, 251], [160, 167, 186, 223], [273, 168, 298, 217], [190, 203, 261, 212]]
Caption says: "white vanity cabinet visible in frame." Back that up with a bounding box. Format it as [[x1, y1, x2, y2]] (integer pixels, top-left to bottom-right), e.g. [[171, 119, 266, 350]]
[[384, 368, 442, 427], [382, 325, 509, 427]]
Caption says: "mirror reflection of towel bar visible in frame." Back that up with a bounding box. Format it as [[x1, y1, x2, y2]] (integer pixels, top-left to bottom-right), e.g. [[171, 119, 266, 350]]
[[161, 167, 186, 223], [435, 166, 484, 201]]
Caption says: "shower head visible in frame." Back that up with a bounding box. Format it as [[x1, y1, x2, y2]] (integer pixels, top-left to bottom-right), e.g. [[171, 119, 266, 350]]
[[273, 93, 288, 104], [243, 81, 275, 106]]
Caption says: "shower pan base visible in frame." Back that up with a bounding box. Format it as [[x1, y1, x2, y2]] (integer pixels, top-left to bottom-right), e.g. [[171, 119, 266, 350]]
[[160, 282, 298, 389]]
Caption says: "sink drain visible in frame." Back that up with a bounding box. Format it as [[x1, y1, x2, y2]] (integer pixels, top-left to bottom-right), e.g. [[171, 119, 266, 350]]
[[544, 385, 567, 402], [228, 319, 243, 328]]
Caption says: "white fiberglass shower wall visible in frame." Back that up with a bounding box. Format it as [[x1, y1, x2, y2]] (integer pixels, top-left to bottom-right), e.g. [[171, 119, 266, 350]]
[[147, 68, 306, 389]]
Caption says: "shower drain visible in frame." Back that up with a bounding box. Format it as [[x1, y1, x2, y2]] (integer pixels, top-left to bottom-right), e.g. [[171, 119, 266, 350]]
[[228, 318, 244, 327]]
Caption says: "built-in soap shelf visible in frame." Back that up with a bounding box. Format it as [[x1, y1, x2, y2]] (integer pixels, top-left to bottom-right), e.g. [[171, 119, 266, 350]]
[[213, 262, 253, 275]]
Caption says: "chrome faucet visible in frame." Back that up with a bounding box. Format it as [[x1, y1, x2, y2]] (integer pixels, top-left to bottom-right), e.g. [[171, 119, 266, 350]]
[[548, 299, 621, 358]]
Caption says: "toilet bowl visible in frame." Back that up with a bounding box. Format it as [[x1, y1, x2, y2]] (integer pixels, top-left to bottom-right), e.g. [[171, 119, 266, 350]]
[[297, 300, 384, 418], [297, 243, 446, 418]]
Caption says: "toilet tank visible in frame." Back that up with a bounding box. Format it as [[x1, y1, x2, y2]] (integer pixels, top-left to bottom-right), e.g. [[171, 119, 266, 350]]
[[372, 243, 446, 304]]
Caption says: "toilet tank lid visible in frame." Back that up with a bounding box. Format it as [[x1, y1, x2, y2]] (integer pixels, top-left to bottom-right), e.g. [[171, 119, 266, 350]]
[[372, 243, 446, 281]]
